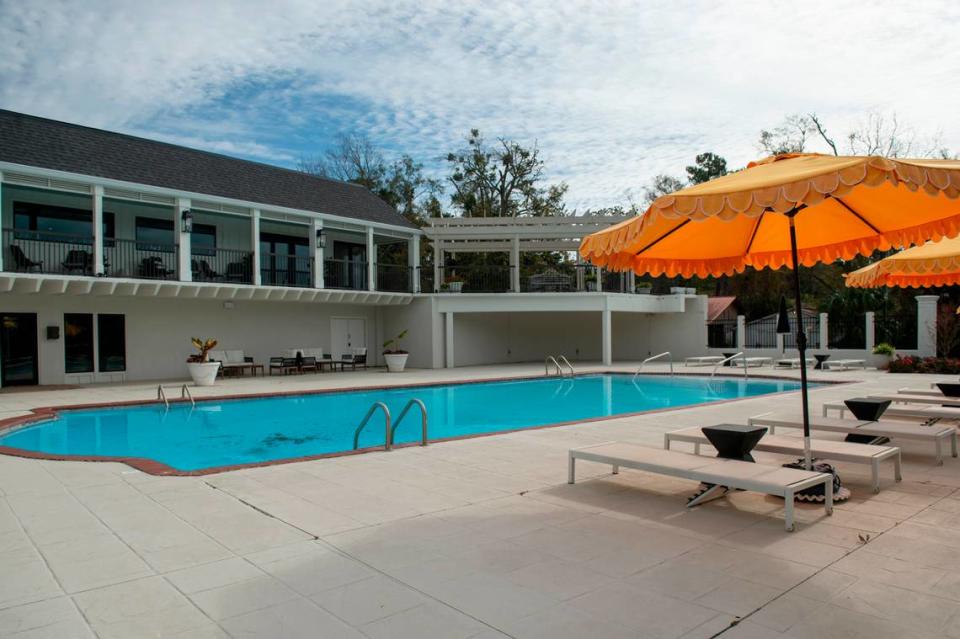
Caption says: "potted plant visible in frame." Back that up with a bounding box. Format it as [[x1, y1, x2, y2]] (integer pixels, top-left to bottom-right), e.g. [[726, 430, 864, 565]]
[[585, 272, 597, 291], [382, 330, 409, 372], [871, 342, 896, 369], [186, 337, 221, 386], [444, 274, 464, 293], [635, 281, 653, 295]]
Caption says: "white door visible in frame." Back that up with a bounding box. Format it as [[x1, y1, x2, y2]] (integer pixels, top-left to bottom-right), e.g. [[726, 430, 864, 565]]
[[331, 317, 366, 358]]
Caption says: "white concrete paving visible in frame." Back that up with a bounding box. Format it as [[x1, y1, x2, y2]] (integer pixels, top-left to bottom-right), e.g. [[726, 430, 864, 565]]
[[0, 363, 959, 637]]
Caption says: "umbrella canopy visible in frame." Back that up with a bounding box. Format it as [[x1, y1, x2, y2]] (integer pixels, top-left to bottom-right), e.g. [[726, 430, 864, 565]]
[[580, 152, 960, 473], [581, 154, 960, 277], [845, 236, 960, 288]]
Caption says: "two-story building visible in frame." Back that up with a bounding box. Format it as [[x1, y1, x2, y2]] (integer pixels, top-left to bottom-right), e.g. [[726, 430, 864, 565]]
[[0, 110, 707, 387]]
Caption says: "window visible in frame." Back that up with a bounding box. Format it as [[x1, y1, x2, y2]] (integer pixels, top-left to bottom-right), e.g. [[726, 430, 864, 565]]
[[136, 217, 215, 253], [97, 315, 126, 372], [64, 314, 94, 374], [14, 202, 114, 242]]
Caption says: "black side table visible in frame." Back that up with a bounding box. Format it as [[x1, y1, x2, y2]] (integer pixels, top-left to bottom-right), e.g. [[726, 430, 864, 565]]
[[937, 383, 960, 397], [722, 352, 736, 367], [688, 423, 768, 507], [843, 397, 891, 421], [814, 354, 831, 370]]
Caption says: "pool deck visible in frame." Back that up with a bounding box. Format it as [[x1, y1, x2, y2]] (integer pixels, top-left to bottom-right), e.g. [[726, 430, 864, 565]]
[[0, 363, 959, 638]]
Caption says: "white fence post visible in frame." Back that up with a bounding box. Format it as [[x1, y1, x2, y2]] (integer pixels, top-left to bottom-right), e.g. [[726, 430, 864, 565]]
[[819, 313, 829, 350], [916, 295, 939, 357], [865, 311, 875, 353], [736, 315, 746, 350]]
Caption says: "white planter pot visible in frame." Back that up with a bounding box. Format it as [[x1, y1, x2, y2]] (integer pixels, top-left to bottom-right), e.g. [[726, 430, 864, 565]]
[[384, 353, 409, 373], [448, 281, 464, 293], [869, 353, 894, 370], [187, 361, 220, 386]]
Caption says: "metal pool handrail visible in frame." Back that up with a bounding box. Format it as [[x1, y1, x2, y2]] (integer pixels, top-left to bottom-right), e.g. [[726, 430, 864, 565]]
[[353, 402, 392, 451], [545, 356, 562, 376], [711, 352, 748, 379], [636, 352, 672, 377], [557, 355, 575, 376], [390, 398, 428, 447]]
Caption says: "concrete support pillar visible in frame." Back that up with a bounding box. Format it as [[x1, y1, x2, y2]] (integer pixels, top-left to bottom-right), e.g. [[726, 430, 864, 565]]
[[776, 333, 785, 353], [250, 209, 261, 286], [433, 241, 442, 292], [92, 185, 104, 276], [627, 271, 636, 294], [366, 227, 375, 291], [445, 312, 455, 368], [409, 235, 420, 293], [865, 311, 875, 352], [916, 295, 939, 357], [511, 235, 520, 292], [310, 218, 324, 289], [175, 197, 192, 282], [819, 312, 829, 350], [736, 315, 746, 350], [595, 266, 603, 293], [601, 308, 612, 365]]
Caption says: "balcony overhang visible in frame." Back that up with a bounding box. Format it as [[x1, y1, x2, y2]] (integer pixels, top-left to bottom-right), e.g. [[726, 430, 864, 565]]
[[0, 273, 413, 306]]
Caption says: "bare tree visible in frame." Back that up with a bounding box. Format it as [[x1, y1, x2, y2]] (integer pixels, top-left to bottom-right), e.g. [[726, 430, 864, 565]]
[[757, 114, 813, 155], [642, 174, 684, 205], [809, 114, 839, 156]]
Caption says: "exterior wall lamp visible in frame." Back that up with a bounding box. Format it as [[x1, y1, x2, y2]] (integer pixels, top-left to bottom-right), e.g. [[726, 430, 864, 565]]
[[316, 229, 327, 249], [181, 209, 194, 233]]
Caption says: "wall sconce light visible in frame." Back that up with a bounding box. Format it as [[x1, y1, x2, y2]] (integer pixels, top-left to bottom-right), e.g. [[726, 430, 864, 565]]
[[181, 209, 194, 233], [316, 229, 327, 249]]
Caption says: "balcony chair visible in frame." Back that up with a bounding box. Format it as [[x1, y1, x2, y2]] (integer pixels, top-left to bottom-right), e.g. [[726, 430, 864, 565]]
[[192, 259, 220, 281], [61, 249, 93, 275], [139, 256, 175, 279], [225, 256, 251, 283], [10, 245, 43, 272]]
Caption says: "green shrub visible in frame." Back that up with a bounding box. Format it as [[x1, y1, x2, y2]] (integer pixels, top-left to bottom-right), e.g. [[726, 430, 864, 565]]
[[872, 342, 895, 356]]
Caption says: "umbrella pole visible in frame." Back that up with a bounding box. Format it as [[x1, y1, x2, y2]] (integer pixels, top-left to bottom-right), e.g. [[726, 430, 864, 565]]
[[788, 214, 813, 470]]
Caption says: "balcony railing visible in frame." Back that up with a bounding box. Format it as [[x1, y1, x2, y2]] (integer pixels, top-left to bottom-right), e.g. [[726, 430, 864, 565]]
[[4, 228, 101, 276], [191, 248, 253, 284], [419, 266, 435, 294], [439, 265, 511, 293], [261, 253, 312, 288], [108, 238, 179, 280], [376, 263, 412, 293], [324, 259, 367, 290]]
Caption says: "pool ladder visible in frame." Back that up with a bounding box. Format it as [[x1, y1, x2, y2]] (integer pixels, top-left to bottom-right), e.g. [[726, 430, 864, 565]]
[[635, 351, 673, 378], [352, 399, 428, 451], [157, 384, 195, 410], [545, 355, 575, 377], [711, 352, 749, 379]]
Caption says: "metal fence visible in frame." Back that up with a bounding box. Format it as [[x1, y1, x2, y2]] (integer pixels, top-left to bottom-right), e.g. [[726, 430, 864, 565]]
[[828, 315, 866, 349], [439, 265, 511, 293], [191, 247, 253, 284], [707, 319, 738, 348], [262, 253, 313, 288], [324, 258, 367, 290], [783, 316, 821, 349], [110, 238, 178, 280], [376, 264, 412, 293], [5, 228, 101, 276], [875, 314, 918, 350]]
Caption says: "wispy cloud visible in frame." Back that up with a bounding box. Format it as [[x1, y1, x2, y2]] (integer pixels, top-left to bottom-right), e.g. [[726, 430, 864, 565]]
[[1, 0, 958, 210]]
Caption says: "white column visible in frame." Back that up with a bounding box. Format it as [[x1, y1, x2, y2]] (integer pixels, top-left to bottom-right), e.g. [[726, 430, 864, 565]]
[[916, 295, 939, 357], [819, 312, 829, 350], [92, 185, 104, 276], [409, 235, 420, 293], [736, 315, 746, 350], [0, 172, 4, 272], [366, 227, 375, 291], [250, 209, 261, 286], [175, 198, 191, 282], [595, 266, 603, 292], [776, 333, 785, 353], [310, 218, 324, 288], [601, 308, 612, 365], [445, 312, 455, 368], [511, 235, 520, 292], [865, 311, 875, 353], [433, 240, 442, 292], [627, 271, 636, 294]]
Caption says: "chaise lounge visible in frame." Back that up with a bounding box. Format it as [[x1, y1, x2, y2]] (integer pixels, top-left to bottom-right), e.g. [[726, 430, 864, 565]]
[[568, 442, 833, 531]]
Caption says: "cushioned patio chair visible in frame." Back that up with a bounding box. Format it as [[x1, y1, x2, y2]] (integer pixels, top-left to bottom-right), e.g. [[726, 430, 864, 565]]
[[10, 245, 42, 272]]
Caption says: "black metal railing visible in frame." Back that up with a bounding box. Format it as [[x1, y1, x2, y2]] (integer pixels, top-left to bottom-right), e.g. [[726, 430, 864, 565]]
[[419, 266, 435, 293], [707, 319, 738, 348], [191, 248, 253, 284], [376, 264, 412, 293], [602, 270, 629, 293], [828, 315, 866, 349], [519, 264, 607, 292], [262, 253, 313, 288], [439, 265, 512, 293], [108, 238, 178, 280], [4, 228, 103, 276], [875, 314, 917, 350], [324, 259, 367, 290], [744, 317, 777, 348], [783, 316, 821, 349]]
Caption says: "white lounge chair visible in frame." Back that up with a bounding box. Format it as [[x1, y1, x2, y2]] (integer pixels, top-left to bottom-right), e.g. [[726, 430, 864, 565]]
[[822, 400, 960, 423], [750, 411, 958, 465], [869, 393, 960, 407], [775, 357, 815, 369], [568, 442, 833, 532], [684, 356, 725, 367], [663, 427, 901, 493], [823, 359, 866, 370], [730, 357, 773, 368]]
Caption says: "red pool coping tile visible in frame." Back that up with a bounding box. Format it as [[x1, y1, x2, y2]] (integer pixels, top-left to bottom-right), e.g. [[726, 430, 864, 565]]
[[0, 371, 851, 476]]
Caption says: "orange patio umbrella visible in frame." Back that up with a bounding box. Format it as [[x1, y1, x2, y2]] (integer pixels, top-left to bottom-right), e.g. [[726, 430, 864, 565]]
[[845, 235, 960, 288], [580, 153, 960, 470]]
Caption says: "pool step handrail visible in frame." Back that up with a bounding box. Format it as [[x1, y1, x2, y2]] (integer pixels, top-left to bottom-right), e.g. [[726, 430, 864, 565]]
[[181, 384, 195, 408], [636, 352, 673, 378], [545, 355, 574, 377], [557, 355, 575, 376], [157, 385, 168, 409], [711, 352, 748, 379], [352, 401, 392, 451], [391, 398, 428, 447], [157, 384, 196, 410]]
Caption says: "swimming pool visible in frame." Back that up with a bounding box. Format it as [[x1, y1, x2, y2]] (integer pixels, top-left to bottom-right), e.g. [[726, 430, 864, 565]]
[[0, 374, 807, 473]]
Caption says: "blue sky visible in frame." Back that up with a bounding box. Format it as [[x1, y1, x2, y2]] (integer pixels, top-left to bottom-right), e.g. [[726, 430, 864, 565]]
[[1, 1, 958, 211]]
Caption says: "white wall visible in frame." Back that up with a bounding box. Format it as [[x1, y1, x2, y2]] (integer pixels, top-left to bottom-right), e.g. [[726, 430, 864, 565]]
[[381, 297, 442, 369], [0, 293, 381, 385]]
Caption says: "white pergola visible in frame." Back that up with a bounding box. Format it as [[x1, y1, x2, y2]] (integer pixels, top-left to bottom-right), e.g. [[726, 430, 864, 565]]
[[423, 215, 633, 293]]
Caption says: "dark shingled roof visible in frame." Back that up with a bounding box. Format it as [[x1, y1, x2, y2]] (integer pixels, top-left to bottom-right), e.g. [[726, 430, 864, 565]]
[[0, 110, 414, 229]]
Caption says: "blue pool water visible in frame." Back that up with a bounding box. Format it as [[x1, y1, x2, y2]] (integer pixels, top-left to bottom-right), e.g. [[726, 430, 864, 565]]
[[0, 374, 806, 471]]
